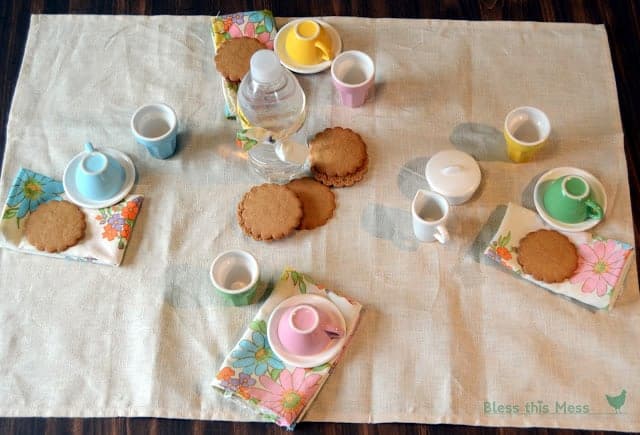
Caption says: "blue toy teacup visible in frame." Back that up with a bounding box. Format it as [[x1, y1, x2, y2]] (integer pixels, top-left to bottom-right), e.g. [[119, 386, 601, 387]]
[[75, 142, 125, 201], [131, 103, 178, 159]]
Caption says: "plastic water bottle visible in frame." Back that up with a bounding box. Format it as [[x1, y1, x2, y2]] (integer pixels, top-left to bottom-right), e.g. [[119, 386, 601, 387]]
[[237, 50, 308, 182]]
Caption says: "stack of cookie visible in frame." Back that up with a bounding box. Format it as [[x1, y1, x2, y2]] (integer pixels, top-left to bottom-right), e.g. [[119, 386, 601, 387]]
[[237, 178, 336, 241], [309, 127, 369, 187], [237, 126, 370, 241]]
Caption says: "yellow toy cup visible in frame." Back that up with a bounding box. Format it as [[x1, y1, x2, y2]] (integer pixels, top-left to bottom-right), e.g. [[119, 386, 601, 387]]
[[285, 19, 333, 65], [503, 106, 550, 163]]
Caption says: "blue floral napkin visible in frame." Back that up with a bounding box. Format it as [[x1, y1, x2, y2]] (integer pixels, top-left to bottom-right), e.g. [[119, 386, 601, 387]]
[[485, 203, 635, 310], [212, 269, 362, 429], [0, 168, 144, 266]]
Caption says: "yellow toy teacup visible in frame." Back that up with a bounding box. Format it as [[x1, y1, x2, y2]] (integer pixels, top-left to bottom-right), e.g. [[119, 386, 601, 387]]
[[285, 19, 333, 66], [503, 106, 550, 163]]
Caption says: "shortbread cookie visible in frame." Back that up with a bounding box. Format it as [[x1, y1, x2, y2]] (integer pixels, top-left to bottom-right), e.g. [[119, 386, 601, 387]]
[[237, 184, 303, 241], [286, 177, 336, 230], [214, 37, 266, 82], [309, 127, 368, 187], [517, 229, 578, 283], [24, 200, 86, 253]]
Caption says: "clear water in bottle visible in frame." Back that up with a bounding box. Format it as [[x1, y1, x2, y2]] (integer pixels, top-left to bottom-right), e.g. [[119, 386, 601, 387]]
[[237, 50, 309, 183]]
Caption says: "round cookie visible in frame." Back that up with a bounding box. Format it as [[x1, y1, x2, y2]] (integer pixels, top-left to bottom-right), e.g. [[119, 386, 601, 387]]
[[517, 229, 578, 283], [285, 177, 336, 230], [214, 37, 266, 82], [237, 183, 303, 241], [24, 200, 86, 253], [309, 127, 368, 184]]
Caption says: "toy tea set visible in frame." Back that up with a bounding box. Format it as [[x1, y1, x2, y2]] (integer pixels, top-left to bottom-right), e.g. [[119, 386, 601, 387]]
[[413, 105, 606, 240], [206, 18, 370, 409], [0, 12, 623, 432], [217, 16, 630, 427], [210, 14, 625, 366], [63, 102, 178, 210], [273, 17, 375, 109], [273, 20, 627, 313], [413, 103, 630, 311], [268, 17, 375, 109], [269, 20, 562, 228], [0, 102, 177, 266], [207, 17, 369, 368]]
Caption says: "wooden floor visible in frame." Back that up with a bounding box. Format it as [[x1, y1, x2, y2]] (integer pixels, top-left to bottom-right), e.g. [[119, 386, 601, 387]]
[[1, 1, 638, 434]]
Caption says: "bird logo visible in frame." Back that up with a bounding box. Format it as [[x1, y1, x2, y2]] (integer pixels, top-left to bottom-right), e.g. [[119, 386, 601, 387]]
[[605, 389, 626, 413]]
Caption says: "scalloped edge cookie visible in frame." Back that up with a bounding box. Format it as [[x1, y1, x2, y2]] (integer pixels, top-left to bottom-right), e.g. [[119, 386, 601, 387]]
[[237, 183, 303, 241], [24, 200, 86, 253]]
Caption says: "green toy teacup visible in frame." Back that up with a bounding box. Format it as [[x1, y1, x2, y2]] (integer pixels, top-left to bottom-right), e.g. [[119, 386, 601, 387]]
[[210, 249, 260, 306], [543, 175, 603, 224]]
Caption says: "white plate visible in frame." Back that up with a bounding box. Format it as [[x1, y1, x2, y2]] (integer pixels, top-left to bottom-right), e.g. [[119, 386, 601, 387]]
[[267, 293, 347, 368], [274, 19, 342, 74], [533, 166, 607, 232], [63, 148, 136, 209]]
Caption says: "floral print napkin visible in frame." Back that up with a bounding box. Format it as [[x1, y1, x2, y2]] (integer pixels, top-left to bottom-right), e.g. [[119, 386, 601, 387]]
[[485, 203, 635, 310], [0, 168, 143, 266], [212, 269, 362, 429], [210, 10, 277, 119]]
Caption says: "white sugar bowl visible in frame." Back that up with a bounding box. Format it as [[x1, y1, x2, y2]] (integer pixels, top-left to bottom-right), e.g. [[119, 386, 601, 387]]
[[425, 150, 481, 205]]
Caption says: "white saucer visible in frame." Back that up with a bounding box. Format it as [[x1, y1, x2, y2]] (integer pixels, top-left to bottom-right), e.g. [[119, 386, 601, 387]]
[[274, 19, 343, 74], [533, 166, 607, 232], [267, 293, 347, 368], [63, 148, 136, 209]]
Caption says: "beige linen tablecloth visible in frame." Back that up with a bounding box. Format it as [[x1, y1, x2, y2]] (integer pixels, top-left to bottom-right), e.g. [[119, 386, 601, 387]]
[[0, 15, 638, 431]]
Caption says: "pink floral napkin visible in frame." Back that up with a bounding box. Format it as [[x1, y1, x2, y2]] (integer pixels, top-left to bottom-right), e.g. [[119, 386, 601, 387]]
[[485, 203, 635, 310], [212, 269, 362, 429], [0, 168, 143, 266], [210, 10, 277, 119]]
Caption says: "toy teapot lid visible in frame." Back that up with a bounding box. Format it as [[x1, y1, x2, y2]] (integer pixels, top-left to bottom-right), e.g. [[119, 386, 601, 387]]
[[425, 150, 481, 205]]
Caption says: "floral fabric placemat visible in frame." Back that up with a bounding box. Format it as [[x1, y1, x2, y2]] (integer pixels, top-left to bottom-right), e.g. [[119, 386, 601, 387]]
[[210, 10, 277, 119], [212, 269, 362, 429], [0, 168, 143, 266], [485, 203, 635, 310]]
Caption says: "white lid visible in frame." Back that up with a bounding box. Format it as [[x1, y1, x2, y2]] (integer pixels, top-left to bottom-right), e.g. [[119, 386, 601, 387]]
[[425, 150, 481, 204], [250, 49, 282, 83]]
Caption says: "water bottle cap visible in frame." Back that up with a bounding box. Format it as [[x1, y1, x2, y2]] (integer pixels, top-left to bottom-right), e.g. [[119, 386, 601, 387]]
[[250, 50, 283, 83]]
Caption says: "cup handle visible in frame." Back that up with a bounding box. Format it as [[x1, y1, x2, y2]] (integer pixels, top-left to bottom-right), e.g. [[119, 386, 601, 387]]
[[315, 40, 332, 61], [323, 324, 344, 339], [434, 225, 450, 244], [585, 198, 603, 220], [84, 142, 95, 153]]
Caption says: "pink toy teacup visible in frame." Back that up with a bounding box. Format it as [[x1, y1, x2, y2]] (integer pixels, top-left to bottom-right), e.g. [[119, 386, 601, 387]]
[[331, 50, 375, 107], [277, 303, 344, 356]]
